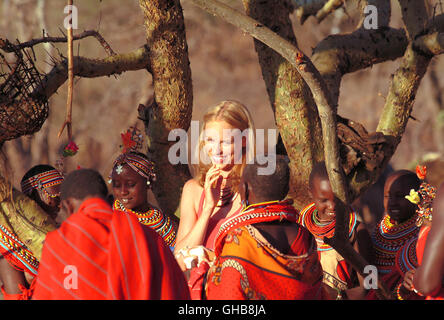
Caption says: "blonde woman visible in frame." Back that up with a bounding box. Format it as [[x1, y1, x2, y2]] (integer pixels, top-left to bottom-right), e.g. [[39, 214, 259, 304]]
[[175, 100, 255, 267]]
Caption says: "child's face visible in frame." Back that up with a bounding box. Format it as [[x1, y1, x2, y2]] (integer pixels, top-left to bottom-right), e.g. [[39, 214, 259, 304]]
[[203, 120, 244, 169], [35, 184, 61, 219], [112, 164, 148, 212], [310, 176, 336, 221], [383, 174, 417, 223]]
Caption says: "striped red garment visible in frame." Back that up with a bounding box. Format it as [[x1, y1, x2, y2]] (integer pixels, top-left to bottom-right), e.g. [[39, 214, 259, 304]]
[[32, 198, 189, 300]]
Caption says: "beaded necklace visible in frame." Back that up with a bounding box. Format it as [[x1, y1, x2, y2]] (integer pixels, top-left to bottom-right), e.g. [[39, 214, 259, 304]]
[[216, 186, 237, 207], [41, 187, 61, 199], [0, 224, 39, 275], [113, 200, 176, 247], [298, 203, 357, 251], [372, 213, 419, 275], [395, 236, 418, 277]]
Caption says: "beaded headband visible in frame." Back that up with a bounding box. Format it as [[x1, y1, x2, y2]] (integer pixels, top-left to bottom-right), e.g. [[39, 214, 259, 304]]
[[405, 165, 437, 227], [21, 169, 64, 195], [109, 127, 156, 185], [111, 152, 156, 183]]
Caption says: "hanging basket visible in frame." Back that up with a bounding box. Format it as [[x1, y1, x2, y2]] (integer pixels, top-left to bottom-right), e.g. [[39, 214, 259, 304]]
[[0, 46, 49, 143]]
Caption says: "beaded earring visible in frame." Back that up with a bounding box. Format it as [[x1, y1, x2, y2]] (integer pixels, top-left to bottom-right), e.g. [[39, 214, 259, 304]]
[[404, 165, 437, 227]]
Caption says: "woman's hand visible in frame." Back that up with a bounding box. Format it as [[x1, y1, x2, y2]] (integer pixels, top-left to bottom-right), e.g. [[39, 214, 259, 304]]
[[403, 269, 416, 291], [202, 165, 222, 214]]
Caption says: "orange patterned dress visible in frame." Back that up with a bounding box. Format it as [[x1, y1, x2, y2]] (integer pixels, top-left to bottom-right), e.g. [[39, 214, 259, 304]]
[[205, 200, 326, 300]]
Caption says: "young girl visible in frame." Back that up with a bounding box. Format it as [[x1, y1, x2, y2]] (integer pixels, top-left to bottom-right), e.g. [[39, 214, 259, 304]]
[[110, 149, 178, 251], [20, 164, 64, 222], [0, 165, 60, 299], [174, 100, 255, 263], [401, 167, 443, 300], [372, 170, 422, 277]]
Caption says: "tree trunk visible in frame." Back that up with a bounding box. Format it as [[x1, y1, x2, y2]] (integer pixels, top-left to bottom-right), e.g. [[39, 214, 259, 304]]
[[138, 0, 193, 218], [242, 0, 324, 210]]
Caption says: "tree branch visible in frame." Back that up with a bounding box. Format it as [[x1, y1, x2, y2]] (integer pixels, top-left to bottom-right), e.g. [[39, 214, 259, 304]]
[[361, 3, 433, 203], [398, 0, 430, 40], [315, 0, 344, 23], [414, 31, 444, 55], [0, 30, 115, 56], [33, 45, 150, 100], [312, 27, 408, 107], [59, 0, 74, 141], [291, 0, 329, 24], [242, 0, 324, 209]]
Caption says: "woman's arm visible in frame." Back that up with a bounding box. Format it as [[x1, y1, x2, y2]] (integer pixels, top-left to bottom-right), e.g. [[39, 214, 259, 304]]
[[412, 185, 444, 296], [174, 167, 221, 253], [353, 222, 375, 287], [174, 179, 211, 253], [0, 257, 27, 295]]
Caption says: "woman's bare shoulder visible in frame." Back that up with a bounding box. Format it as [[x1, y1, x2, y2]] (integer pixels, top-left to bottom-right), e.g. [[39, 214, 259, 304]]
[[183, 178, 203, 193]]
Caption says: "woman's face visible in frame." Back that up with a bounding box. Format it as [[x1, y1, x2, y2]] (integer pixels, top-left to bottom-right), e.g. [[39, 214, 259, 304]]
[[35, 184, 61, 219], [383, 174, 418, 224], [112, 163, 148, 212], [310, 176, 336, 222], [203, 120, 244, 170]]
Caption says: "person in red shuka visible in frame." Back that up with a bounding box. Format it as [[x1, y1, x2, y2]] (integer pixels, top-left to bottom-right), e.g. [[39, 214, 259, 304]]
[[32, 168, 189, 300]]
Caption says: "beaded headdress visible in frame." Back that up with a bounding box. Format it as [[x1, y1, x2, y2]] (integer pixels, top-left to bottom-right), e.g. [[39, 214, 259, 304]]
[[405, 165, 437, 227], [20, 169, 64, 195], [109, 127, 156, 185]]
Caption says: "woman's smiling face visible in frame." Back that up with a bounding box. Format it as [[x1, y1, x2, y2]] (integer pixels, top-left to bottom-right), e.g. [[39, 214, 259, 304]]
[[111, 163, 148, 212], [203, 120, 243, 169], [383, 173, 418, 224]]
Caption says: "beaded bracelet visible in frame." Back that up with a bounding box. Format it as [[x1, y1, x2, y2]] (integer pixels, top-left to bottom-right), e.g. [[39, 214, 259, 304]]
[[396, 283, 404, 300], [412, 285, 424, 297]]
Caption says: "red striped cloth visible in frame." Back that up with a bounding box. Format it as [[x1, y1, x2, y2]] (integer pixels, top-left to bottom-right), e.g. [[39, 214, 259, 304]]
[[32, 198, 189, 300]]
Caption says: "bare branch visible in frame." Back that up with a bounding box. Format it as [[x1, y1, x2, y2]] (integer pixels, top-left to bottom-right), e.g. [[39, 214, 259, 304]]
[[34, 46, 150, 100], [414, 31, 444, 55], [0, 30, 115, 56], [291, 0, 328, 23], [398, 0, 430, 39], [58, 0, 74, 142], [426, 13, 444, 33], [316, 0, 344, 23], [312, 27, 408, 107]]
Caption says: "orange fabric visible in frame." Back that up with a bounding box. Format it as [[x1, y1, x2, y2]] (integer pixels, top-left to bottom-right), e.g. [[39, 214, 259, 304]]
[[416, 226, 430, 265], [206, 225, 326, 300], [32, 198, 189, 300], [416, 225, 444, 300], [1, 279, 35, 300], [204, 201, 326, 300]]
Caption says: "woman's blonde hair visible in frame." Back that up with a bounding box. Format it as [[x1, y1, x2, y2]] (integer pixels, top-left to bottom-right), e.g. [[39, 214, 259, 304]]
[[193, 100, 255, 192]]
